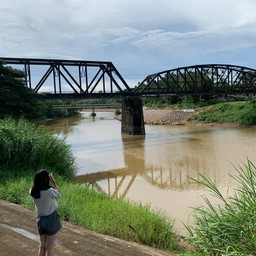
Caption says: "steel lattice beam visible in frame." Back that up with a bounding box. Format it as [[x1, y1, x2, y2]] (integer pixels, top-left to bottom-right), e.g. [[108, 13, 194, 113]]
[[0, 57, 132, 99], [2, 58, 256, 98], [135, 64, 256, 96]]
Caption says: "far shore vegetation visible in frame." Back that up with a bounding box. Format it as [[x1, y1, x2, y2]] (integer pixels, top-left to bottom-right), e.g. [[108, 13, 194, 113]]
[[143, 95, 256, 126], [2, 60, 256, 255], [190, 101, 256, 125]]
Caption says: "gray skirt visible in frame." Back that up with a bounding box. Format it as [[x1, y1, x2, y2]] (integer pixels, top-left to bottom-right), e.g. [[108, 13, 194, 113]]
[[36, 210, 62, 236]]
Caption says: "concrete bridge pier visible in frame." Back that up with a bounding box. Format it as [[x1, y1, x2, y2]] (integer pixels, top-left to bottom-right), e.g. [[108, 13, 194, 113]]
[[121, 97, 145, 135]]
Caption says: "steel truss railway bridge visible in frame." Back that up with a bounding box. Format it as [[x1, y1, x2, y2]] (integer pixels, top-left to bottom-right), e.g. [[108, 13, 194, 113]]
[[2, 57, 256, 134]]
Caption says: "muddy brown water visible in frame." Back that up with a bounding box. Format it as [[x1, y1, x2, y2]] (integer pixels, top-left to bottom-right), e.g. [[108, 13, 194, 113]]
[[46, 111, 256, 236]]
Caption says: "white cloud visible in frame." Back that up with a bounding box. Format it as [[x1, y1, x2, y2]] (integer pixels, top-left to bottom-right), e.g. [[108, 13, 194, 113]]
[[1, 0, 256, 83]]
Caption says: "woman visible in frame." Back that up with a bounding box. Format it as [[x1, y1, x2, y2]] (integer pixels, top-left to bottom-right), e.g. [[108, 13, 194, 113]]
[[30, 169, 62, 256]]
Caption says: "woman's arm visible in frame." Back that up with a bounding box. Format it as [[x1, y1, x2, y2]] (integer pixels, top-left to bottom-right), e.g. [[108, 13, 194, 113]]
[[49, 173, 60, 193]]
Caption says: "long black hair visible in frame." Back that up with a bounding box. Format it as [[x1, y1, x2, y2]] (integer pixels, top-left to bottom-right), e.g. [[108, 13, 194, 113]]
[[30, 169, 51, 199]]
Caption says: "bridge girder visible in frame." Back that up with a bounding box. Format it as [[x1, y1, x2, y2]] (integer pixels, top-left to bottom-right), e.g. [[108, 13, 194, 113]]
[[2, 58, 256, 98], [0, 57, 133, 99], [135, 64, 256, 96]]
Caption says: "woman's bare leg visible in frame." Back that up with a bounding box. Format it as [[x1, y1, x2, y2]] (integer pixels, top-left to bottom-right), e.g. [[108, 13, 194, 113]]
[[45, 233, 57, 256], [38, 235, 47, 256]]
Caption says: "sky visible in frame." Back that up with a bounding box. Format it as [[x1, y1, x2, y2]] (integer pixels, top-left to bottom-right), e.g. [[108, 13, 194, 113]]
[[1, 0, 256, 87]]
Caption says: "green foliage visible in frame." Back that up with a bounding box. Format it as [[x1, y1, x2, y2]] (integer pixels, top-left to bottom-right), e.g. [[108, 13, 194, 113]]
[[178, 96, 200, 109], [187, 160, 256, 255], [142, 71, 212, 95], [0, 62, 79, 119], [0, 174, 34, 208], [0, 171, 180, 252], [191, 101, 256, 125], [37, 100, 79, 119], [143, 96, 202, 109], [143, 97, 170, 108], [0, 118, 76, 179], [0, 61, 42, 119], [49, 181, 179, 251]]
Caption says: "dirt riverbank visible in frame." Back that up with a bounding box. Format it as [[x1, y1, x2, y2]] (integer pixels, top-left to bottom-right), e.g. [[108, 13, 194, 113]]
[[0, 200, 176, 256], [143, 108, 195, 125], [115, 108, 195, 125], [119, 107, 241, 128]]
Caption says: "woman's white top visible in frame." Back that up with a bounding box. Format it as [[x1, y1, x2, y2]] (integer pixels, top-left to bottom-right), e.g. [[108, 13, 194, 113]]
[[32, 188, 61, 216]]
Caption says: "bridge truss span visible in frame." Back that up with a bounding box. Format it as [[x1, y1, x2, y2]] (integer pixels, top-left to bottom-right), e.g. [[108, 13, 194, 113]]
[[2, 58, 256, 98], [135, 64, 256, 96], [2, 58, 256, 135], [0, 57, 132, 99]]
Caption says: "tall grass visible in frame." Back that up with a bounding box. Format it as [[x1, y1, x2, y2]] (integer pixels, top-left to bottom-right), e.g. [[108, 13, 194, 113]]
[[0, 118, 76, 179], [0, 117, 180, 252], [58, 182, 179, 250], [186, 160, 256, 255], [0, 173, 180, 252], [191, 101, 256, 125]]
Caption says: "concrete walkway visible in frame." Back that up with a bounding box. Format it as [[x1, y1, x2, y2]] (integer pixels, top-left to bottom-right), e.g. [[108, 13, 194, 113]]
[[0, 200, 176, 256]]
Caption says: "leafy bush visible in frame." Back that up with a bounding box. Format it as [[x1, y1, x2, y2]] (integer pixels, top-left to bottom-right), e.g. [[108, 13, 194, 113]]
[[0, 118, 76, 179], [0, 62, 42, 119], [191, 101, 256, 125]]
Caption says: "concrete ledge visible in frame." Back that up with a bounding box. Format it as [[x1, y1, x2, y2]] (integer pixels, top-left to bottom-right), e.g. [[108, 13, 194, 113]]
[[0, 200, 175, 256]]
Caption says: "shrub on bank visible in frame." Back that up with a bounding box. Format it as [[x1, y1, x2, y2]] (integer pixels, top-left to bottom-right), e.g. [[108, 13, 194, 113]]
[[191, 101, 256, 125], [0, 118, 76, 179], [186, 160, 256, 255]]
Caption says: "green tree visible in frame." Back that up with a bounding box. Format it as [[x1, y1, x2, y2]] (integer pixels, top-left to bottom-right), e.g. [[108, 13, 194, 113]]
[[0, 61, 41, 119]]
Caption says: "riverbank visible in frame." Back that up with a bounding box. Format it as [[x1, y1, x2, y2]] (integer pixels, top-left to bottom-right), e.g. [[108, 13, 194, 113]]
[[2, 112, 253, 255], [142, 106, 243, 128], [143, 108, 195, 125], [0, 199, 176, 256], [0, 118, 184, 254], [115, 108, 195, 125]]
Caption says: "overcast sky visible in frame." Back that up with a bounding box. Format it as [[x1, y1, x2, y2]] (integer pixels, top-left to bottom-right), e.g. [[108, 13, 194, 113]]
[[1, 0, 256, 87]]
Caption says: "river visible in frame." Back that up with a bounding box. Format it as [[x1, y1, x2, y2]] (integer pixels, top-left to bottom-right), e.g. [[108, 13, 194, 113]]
[[46, 111, 256, 236]]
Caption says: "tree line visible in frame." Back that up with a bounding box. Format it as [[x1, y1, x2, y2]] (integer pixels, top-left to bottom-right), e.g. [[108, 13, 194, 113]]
[[0, 61, 79, 120]]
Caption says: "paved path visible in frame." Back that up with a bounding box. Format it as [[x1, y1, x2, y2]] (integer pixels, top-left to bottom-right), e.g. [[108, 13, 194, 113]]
[[0, 200, 176, 256]]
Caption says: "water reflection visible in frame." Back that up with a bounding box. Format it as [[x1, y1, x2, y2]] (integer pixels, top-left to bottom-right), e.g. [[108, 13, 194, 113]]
[[74, 126, 236, 195], [76, 134, 146, 198], [46, 112, 103, 135], [46, 112, 256, 235]]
